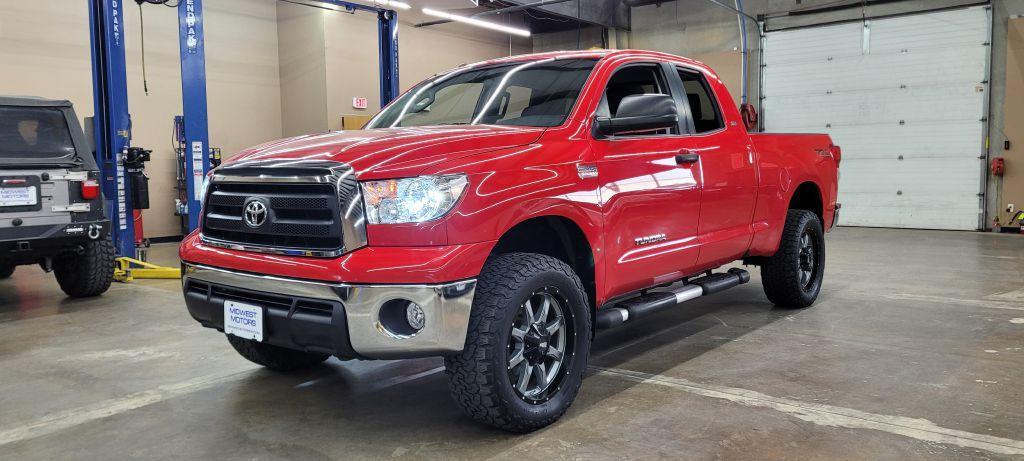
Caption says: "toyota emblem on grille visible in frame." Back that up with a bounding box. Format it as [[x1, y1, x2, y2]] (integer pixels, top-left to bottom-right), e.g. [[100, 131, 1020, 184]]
[[243, 199, 268, 228]]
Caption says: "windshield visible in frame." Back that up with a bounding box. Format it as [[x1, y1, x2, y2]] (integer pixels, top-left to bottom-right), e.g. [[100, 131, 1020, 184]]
[[367, 58, 597, 129], [0, 106, 76, 159]]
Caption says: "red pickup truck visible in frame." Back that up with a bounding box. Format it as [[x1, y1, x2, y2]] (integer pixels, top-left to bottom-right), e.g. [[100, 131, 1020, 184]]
[[180, 49, 839, 432]]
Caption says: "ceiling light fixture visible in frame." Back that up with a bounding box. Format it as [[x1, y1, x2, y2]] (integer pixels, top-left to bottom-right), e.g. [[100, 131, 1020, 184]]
[[373, 0, 411, 10], [421, 7, 531, 37]]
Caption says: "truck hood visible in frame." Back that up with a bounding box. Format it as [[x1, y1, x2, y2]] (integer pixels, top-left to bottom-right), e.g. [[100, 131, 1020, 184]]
[[228, 125, 546, 178]]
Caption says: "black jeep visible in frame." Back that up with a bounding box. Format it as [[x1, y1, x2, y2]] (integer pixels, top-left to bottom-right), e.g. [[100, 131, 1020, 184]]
[[0, 96, 115, 297]]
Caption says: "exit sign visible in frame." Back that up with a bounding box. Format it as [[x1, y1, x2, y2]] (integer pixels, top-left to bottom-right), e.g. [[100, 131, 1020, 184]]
[[352, 97, 368, 109]]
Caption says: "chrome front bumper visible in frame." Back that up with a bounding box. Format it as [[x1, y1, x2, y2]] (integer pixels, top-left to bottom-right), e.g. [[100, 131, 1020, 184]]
[[182, 263, 476, 359]]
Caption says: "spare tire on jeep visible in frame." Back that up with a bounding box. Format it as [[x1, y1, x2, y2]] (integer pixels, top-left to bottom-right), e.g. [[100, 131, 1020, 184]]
[[54, 238, 116, 298]]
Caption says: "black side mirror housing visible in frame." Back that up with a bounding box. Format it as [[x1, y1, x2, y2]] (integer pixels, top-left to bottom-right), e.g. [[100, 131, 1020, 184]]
[[595, 93, 678, 136]]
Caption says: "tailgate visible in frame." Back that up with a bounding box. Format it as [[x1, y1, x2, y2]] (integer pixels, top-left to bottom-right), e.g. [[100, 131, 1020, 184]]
[[0, 168, 77, 229]]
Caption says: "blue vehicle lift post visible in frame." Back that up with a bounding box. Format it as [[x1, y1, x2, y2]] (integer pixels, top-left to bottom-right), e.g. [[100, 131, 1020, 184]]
[[88, 0, 135, 257], [177, 0, 211, 232], [378, 9, 400, 108], [307, 0, 401, 108], [89, 0, 401, 256]]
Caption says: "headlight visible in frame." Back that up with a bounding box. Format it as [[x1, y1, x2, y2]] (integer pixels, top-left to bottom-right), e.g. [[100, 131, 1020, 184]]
[[361, 174, 468, 224]]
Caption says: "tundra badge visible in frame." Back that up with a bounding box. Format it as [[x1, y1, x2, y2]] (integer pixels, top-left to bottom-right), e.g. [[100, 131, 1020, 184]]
[[634, 233, 667, 246]]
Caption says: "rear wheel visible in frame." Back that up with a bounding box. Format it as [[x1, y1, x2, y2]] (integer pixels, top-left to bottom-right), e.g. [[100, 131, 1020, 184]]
[[444, 253, 591, 433], [0, 265, 13, 279], [54, 238, 116, 298], [226, 335, 330, 371], [761, 209, 825, 308]]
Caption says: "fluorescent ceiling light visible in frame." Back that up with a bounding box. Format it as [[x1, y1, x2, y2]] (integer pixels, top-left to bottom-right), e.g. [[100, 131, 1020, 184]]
[[421, 7, 531, 37], [309, 1, 411, 11], [374, 0, 411, 10]]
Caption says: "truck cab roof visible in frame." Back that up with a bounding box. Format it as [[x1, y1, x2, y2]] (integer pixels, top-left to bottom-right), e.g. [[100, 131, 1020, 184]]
[[464, 49, 715, 72]]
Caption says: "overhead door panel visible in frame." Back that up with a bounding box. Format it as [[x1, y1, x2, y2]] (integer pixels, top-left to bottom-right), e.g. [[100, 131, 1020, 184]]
[[762, 6, 990, 230]]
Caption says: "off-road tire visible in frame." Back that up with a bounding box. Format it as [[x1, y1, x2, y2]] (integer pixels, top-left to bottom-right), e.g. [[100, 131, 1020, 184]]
[[444, 252, 592, 433], [761, 209, 825, 308], [54, 238, 116, 298], [0, 265, 13, 279], [226, 335, 330, 371]]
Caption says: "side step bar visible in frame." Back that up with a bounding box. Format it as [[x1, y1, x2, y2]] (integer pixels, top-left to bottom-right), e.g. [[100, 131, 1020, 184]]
[[596, 268, 750, 330]]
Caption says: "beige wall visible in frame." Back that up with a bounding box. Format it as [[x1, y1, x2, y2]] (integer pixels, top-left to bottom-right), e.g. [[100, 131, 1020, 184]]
[[628, 3, 749, 108], [999, 17, 1024, 226], [0, 0, 282, 239], [278, 2, 328, 137], [276, 4, 532, 134]]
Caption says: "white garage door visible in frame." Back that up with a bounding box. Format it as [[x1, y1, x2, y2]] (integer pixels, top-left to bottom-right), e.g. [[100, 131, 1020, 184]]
[[762, 6, 990, 230]]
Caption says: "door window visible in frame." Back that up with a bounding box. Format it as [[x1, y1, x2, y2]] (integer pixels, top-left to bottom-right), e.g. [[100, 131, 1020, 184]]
[[597, 65, 676, 135], [677, 69, 724, 133]]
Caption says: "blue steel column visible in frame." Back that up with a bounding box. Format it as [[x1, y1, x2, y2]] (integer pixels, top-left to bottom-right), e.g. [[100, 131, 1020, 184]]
[[88, 0, 135, 257], [378, 10, 400, 107], [178, 0, 211, 232]]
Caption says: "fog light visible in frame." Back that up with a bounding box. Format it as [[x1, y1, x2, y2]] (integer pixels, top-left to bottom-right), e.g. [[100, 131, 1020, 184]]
[[379, 299, 426, 337], [406, 302, 425, 331]]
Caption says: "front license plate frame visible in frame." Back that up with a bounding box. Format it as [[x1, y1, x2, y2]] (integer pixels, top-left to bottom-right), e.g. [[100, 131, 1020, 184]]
[[224, 300, 264, 342]]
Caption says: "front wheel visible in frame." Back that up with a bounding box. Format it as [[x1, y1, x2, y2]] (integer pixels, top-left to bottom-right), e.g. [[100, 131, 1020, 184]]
[[761, 209, 825, 308], [444, 253, 591, 433], [0, 265, 14, 279]]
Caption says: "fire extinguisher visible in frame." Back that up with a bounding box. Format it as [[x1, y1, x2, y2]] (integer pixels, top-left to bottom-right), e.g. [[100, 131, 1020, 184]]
[[991, 157, 1005, 176]]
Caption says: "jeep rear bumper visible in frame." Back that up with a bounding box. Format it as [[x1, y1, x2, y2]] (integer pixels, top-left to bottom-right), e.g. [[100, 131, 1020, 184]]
[[182, 263, 476, 359], [0, 220, 109, 264]]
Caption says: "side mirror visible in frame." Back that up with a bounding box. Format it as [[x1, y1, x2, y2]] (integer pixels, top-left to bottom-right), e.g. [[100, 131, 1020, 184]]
[[595, 94, 678, 136]]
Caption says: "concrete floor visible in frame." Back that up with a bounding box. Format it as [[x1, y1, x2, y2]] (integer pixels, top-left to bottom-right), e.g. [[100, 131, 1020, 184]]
[[1, 227, 1022, 460]]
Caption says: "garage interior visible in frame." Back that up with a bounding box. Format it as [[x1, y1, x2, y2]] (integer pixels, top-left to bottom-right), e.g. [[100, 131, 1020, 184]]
[[2, 0, 1023, 459]]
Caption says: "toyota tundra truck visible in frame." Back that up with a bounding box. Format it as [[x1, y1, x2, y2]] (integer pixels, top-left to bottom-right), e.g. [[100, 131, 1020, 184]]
[[180, 50, 840, 432]]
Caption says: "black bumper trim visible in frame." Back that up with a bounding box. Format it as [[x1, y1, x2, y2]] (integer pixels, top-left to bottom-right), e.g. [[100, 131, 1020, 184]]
[[0, 220, 109, 243], [183, 278, 361, 359]]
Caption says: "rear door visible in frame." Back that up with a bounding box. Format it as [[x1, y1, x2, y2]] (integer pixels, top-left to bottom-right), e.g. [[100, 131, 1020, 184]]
[[591, 62, 703, 297], [670, 66, 758, 268]]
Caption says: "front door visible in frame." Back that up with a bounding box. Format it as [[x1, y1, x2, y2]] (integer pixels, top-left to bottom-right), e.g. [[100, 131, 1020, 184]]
[[591, 63, 703, 298]]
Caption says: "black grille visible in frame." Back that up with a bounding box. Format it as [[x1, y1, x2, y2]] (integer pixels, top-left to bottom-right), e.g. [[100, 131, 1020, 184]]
[[202, 182, 343, 251]]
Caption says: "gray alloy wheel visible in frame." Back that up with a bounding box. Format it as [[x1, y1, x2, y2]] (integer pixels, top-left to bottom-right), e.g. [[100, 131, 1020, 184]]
[[798, 230, 817, 289], [761, 209, 825, 308], [444, 252, 591, 432], [507, 288, 570, 403]]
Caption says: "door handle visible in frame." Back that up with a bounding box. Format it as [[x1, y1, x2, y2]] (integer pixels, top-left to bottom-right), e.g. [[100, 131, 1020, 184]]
[[675, 153, 700, 165]]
